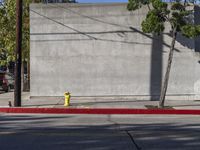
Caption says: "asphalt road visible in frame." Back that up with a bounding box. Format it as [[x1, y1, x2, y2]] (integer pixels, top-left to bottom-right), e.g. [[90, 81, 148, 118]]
[[0, 114, 200, 150]]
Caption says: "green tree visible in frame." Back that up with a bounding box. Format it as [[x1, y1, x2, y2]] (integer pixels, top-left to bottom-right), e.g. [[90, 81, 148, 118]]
[[0, 0, 31, 90], [0, 0, 16, 67], [0, 0, 30, 68], [127, 0, 200, 108]]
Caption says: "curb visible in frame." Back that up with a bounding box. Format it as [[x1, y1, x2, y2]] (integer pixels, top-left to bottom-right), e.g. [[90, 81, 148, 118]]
[[1, 107, 200, 115]]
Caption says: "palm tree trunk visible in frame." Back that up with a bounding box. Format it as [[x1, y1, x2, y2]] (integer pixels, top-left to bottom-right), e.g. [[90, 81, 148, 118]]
[[159, 30, 177, 108]]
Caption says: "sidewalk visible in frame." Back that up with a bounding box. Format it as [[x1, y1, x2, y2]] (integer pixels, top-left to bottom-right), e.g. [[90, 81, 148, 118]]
[[23, 96, 200, 110], [1, 91, 200, 114]]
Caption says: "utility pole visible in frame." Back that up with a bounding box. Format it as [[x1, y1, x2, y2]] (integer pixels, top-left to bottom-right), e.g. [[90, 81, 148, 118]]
[[14, 0, 23, 107]]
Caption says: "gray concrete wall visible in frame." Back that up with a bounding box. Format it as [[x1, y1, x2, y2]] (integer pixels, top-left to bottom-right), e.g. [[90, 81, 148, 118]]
[[30, 3, 200, 100]]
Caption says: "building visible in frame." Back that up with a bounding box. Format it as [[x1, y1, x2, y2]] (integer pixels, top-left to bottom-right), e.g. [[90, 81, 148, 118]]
[[30, 3, 200, 100]]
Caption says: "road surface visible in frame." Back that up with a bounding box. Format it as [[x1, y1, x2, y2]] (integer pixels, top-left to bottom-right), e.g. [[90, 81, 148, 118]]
[[0, 114, 200, 150]]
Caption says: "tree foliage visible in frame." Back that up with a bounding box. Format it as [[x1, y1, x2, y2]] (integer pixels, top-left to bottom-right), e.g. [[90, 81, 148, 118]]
[[0, 0, 30, 67], [127, 0, 200, 36]]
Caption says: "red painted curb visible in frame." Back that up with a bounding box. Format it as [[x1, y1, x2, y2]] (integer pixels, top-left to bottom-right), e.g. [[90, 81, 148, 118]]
[[0, 107, 200, 115]]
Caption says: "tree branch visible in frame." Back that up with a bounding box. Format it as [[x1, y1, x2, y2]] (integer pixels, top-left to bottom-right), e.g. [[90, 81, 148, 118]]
[[147, 4, 151, 11]]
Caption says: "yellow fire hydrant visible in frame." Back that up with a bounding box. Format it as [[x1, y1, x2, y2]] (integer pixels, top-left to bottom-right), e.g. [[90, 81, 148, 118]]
[[64, 92, 71, 107]]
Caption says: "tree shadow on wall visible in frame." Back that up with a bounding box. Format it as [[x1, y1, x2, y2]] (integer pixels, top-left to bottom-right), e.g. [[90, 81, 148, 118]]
[[150, 34, 163, 100], [129, 26, 197, 101]]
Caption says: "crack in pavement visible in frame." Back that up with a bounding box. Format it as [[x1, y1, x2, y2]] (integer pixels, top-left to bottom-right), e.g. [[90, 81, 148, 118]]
[[107, 116, 142, 150], [126, 130, 142, 150]]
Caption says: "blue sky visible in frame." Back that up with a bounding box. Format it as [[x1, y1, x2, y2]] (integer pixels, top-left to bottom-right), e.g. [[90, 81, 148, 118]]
[[77, 0, 128, 3]]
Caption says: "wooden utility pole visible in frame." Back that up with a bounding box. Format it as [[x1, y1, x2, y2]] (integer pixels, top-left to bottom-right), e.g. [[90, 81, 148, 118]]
[[14, 0, 23, 107]]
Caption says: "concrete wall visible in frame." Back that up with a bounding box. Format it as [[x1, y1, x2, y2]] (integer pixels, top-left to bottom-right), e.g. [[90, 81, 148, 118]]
[[30, 3, 200, 100]]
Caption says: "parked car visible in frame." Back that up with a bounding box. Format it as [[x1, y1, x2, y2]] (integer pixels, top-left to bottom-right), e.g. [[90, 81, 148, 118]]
[[0, 71, 14, 92]]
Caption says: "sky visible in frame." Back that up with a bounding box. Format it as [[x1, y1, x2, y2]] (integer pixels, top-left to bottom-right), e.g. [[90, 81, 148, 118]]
[[77, 0, 128, 3]]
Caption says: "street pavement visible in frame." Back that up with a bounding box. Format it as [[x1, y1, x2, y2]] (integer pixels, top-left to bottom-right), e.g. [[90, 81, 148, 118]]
[[0, 113, 200, 150]]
